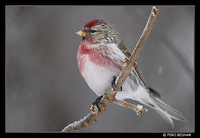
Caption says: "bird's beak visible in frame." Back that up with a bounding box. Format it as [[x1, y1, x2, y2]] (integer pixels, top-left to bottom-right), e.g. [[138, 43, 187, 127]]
[[76, 30, 87, 37]]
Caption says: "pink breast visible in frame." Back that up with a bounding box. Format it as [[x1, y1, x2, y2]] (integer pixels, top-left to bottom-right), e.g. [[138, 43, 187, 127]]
[[77, 43, 122, 73]]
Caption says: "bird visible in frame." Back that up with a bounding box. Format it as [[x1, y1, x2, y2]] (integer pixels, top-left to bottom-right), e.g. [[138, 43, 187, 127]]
[[76, 19, 187, 128]]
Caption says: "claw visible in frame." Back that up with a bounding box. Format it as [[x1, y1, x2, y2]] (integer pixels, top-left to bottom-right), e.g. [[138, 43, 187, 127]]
[[111, 76, 122, 91], [91, 95, 103, 113]]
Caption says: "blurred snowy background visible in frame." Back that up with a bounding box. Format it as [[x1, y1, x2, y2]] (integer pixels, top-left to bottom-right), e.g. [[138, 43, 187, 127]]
[[6, 6, 194, 132]]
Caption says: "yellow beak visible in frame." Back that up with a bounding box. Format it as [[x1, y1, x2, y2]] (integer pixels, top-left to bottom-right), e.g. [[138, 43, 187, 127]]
[[76, 30, 87, 37]]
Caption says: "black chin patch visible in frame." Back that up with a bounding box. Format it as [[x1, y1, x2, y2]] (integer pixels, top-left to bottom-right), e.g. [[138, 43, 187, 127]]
[[82, 37, 87, 41]]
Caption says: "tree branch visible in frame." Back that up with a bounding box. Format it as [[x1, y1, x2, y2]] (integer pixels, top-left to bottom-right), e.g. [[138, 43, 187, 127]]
[[113, 99, 148, 116], [62, 6, 161, 132]]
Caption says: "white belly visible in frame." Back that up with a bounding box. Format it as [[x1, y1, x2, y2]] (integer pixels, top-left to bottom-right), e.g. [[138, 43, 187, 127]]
[[81, 55, 119, 96], [80, 55, 142, 101]]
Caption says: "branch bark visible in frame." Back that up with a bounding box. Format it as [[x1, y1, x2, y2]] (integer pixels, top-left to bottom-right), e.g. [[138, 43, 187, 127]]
[[62, 6, 161, 132]]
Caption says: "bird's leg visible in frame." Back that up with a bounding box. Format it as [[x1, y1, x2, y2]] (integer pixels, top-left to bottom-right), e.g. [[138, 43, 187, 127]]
[[91, 95, 103, 114], [111, 76, 122, 91]]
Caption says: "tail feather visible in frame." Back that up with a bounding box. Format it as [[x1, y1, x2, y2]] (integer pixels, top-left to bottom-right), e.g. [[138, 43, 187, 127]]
[[124, 85, 187, 127], [154, 108, 175, 128], [151, 96, 187, 127], [153, 97, 187, 121]]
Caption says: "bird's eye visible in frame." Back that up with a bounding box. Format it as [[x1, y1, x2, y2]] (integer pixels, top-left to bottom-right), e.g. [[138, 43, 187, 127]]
[[90, 30, 96, 33]]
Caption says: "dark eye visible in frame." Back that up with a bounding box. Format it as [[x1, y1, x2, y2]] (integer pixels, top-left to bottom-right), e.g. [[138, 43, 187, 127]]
[[90, 30, 96, 33]]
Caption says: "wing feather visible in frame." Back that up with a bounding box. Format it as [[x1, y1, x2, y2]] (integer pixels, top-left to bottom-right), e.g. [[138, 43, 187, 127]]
[[118, 40, 161, 98]]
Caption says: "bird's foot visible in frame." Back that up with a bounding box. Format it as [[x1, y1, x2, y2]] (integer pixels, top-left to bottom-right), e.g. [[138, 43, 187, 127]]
[[91, 95, 103, 114], [111, 76, 122, 91]]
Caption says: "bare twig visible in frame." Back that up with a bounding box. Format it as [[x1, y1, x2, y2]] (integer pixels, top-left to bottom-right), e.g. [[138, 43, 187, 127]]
[[61, 6, 161, 132], [113, 99, 148, 116]]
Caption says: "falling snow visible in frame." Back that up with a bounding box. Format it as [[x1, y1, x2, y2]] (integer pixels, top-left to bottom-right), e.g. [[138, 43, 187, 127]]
[[158, 66, 163, 75]]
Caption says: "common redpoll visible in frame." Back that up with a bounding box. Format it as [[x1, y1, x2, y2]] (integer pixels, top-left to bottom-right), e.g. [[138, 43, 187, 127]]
[[76, 19, 187, 127]]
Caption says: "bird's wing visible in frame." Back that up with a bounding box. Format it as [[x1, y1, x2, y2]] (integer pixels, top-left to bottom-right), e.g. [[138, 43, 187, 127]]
[[118, 40, 161, 98], [118, 41, 149, 88]]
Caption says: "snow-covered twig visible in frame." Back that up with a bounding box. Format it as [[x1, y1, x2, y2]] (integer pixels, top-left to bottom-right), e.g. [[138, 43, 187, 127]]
[[61, 6, 161, 132]]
